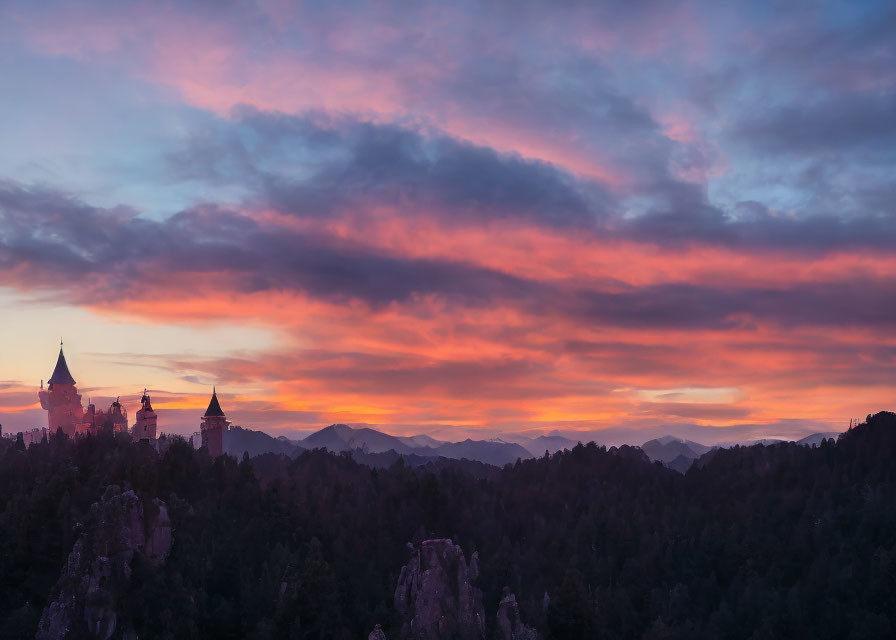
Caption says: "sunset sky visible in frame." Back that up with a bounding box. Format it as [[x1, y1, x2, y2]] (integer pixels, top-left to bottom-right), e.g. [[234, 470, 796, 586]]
[[1, 1, 894, 442]]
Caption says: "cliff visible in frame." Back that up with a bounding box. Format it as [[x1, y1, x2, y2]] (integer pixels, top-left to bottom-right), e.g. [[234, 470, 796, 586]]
[[395, 539, 486, 640], [36, 486, 172, 640], [496, 588, 538, 640]]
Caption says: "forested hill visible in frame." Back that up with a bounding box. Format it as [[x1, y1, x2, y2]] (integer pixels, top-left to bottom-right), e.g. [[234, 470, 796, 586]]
[[1, 412, 895, 639]]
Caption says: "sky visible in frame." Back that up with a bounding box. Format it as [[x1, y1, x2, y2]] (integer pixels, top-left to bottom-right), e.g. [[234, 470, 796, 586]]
[[0, 0, 894, 443]]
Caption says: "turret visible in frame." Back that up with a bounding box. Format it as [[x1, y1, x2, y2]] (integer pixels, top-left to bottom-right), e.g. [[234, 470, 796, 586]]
[[38, 344, 84, 436], [109, 397, 128, 434], [200, 388, 230, 456], [134, 389, 158, 444]]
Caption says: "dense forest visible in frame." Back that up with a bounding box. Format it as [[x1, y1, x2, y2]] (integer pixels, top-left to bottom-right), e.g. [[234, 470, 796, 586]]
[[1, 412, 895, 639]]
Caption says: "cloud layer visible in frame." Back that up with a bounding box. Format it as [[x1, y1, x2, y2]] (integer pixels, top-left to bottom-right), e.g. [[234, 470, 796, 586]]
[[0, 0, 894, 440]]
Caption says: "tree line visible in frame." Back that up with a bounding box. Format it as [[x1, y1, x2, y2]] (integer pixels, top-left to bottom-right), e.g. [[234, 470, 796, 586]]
[[1, 412, 894, 638]]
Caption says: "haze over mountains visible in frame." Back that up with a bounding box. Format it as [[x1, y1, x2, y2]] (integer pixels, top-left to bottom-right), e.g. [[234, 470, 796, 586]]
[[223, 422, 845, 472]]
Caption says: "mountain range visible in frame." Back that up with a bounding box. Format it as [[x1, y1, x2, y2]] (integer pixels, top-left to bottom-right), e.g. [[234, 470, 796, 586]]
[[298, 423, 533, 467], [223, 423, 845, 471], [639, 432, 842, 472]]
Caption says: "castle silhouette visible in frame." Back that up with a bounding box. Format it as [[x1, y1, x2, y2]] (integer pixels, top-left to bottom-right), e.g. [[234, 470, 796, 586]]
[[34, 344, 229, 456]]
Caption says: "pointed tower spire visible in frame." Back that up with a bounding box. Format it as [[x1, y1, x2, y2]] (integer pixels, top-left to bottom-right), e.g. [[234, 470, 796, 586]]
[[204, 387, 226, 417], [48, 345, 77, 385]]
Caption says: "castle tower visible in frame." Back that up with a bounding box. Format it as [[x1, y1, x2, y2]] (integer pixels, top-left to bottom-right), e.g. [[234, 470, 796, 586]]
[[134, 390, 158, 443], [200, 388, 230, 456], [38, 345, 84, 437], [80, 399, 97, 436], [109, 397, 128, 434]]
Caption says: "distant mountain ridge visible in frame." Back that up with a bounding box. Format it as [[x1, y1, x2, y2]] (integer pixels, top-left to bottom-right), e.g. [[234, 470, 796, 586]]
[[224, 426, 303, 458], [301, 424, 418, 455], [639, 432, 843, 473], [223, 423, 848, 472], [396, 434, 445, 448], [796, 432, 840, 446], [297, 424, 531, 466], [641, 437, 707, 464], [520, 434, 581, 456]]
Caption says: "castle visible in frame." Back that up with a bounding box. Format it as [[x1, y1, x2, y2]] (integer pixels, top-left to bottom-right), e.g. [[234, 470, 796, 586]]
[[38, 346, 129, 437], [20, 344, 230, 456], [200, 388, 231, 457]]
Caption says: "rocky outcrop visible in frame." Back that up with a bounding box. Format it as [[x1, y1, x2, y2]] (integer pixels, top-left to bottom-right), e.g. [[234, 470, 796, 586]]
[[394, 539, 485, 640], [36, 486, 173, 640], [368, 623, 388, 640], [496, 588, 538, 640], [144, 498, 172, 562]]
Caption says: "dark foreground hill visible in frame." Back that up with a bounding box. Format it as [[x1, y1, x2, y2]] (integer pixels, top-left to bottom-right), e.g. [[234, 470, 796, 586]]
[[1, 412, 895, 639]]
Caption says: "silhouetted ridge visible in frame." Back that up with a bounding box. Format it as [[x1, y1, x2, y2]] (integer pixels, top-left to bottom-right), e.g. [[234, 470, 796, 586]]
[[224, 426, 302, 458], [840, 410, 896, 444], [299, 423, 532, 466]]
